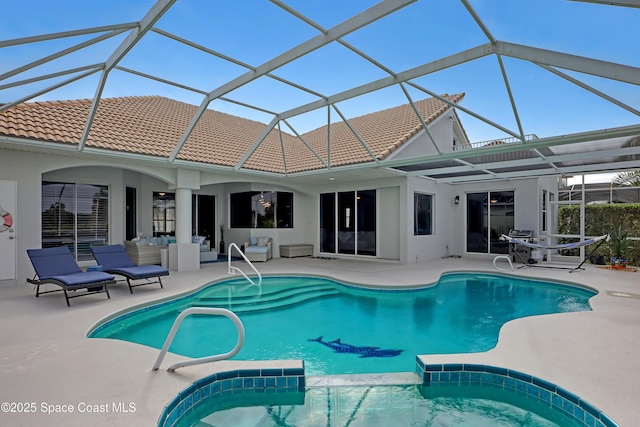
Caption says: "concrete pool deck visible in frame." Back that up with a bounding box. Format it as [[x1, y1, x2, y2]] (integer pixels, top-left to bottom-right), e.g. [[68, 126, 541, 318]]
[[0, 257, 638, 426]]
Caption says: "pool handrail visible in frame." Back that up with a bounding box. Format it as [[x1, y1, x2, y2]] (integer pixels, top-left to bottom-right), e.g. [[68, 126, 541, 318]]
[[227, 242, 262, 286], [152, 307, 245, 372], [493, 255, 515, 271]]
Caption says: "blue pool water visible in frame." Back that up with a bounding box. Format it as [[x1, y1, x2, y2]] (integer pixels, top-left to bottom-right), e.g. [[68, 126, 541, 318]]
[[175, 385, 581, 427], [89, 273, 594, 375]]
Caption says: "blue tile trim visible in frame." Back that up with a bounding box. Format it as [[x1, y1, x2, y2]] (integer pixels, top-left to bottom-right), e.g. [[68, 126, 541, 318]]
[[157, 366, 305, 427], [239, 369, 261, 377], [284, 367, 304, 376], [415, 362, 619, 427]]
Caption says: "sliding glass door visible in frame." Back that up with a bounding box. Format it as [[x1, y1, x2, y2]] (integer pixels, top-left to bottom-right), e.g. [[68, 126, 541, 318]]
[[356, 190, 376, 256], [338, 191, 355, 254], [320, 193, 335, 253], [466, 191, 514, 254], [192, 194, 215, 246], [320, 190, 376, 256]]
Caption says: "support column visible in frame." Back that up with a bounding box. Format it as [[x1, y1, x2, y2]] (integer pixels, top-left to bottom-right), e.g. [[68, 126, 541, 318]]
[[168, 169, 200, 272], [175, 188, 192, 244]]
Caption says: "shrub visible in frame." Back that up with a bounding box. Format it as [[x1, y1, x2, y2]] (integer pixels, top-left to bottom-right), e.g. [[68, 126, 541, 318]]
[[557, 204, 639, 266]]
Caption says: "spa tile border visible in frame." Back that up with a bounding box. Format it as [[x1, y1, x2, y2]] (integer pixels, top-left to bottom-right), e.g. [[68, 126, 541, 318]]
[[415, 358, 618, 427], [157, 366, 305, 427]]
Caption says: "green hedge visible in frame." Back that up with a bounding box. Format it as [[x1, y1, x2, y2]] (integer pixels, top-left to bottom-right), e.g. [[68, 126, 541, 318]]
[[557, 204, 640, 265]]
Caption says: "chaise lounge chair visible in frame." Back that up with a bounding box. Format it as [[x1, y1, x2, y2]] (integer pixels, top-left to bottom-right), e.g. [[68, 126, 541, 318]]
[[91, 244, 169, 294], [26, 246, 114, 306]]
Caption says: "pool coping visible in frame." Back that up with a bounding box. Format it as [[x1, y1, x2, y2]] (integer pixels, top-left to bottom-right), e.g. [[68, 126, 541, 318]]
[[415, 359, 619, 427]]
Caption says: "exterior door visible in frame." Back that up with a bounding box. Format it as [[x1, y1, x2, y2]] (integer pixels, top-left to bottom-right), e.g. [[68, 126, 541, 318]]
[[125, 186, 137, 241], [0, 180, 17, 280], [320, 193, 335, 253], [338, 191, 356, 254], [320, 190, 376, 256], [192, 194, 215, 247], [466, 191, 514, 254]]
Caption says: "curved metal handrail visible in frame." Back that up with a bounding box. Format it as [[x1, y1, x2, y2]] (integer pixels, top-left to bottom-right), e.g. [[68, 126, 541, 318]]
[[493, 255, 515, 271], [227, 242, 262, 286], [152, 307, 245, 372]]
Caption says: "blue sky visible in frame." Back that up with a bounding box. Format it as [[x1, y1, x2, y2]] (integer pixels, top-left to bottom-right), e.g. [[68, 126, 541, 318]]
[[1, 0, 639, 145]]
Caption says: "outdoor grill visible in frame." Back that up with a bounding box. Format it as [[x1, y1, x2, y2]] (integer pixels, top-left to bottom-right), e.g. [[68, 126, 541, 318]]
[[508, 229, 534, 239], [508, 229, 537, 263]]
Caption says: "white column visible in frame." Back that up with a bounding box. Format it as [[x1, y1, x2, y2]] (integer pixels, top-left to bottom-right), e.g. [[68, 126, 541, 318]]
[[168, 169, 201, 272], [175, 187, 192, 244]]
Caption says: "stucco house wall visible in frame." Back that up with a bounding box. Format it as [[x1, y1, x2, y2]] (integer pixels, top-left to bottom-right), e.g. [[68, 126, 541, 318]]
[[406, 176, 456, 263], [0, 94, 555, 286], [448, 178, 548, 259]]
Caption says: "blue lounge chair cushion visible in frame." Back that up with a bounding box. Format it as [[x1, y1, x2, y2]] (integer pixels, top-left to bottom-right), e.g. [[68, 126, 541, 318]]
[[27, 246, 114, 283], [47, 271, 115, 286], [106, 264, 168, 279], [26, 246, 114, 306], [92, 245, 168, 277], [91, 244, 136, 269], [91, 244, 168, 294]]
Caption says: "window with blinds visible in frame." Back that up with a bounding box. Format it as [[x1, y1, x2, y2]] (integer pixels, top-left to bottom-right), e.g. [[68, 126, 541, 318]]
[[153, 192, 175, 236], [42, 181, 109, 261]]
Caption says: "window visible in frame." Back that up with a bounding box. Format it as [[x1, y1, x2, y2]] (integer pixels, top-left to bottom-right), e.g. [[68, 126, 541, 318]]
[[414, 193, 433, 235], [192, 194, 215, 243], [42, 181, 109, 261], [153, 192, 175, 236], [229, 191, 293, 228]]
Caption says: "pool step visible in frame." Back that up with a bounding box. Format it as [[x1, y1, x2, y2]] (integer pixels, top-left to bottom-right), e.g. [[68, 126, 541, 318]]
[[196, 283, 336, 304], [191, 285, 340, 313]]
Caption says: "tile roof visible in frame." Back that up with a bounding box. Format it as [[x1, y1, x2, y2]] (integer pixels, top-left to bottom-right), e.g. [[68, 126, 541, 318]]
[[0, 93, 463, 174]]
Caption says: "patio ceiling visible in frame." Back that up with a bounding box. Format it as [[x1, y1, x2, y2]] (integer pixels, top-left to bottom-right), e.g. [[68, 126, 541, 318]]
[[1, 0, 639, 183]]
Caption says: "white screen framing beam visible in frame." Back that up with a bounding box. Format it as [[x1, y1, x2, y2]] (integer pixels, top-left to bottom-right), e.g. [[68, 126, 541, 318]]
[[569, 0, 640, 8], [78, 0, 178, 151], [277, 43, 493, 122], [379, 124, 640, 169], [496, 41, 640, 86], [169, 0, 417, 161], [403, 146, 640, 178]]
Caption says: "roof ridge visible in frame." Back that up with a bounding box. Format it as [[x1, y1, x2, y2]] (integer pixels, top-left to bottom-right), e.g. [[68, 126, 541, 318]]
[[0, 93, 466, 173], [376, 93, 464, 160], [9, 95, 164, 109]]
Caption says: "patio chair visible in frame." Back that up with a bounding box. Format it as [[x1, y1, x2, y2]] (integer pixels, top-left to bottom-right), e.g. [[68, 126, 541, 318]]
[[243, 237, 272, 262], [91, 244, 169, 294], [26, 246, 114, 306]]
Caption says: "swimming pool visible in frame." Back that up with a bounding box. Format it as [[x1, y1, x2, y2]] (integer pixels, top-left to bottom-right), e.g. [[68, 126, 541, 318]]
[[89, 272, 595, 375], [157, 364, 619, 427]]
